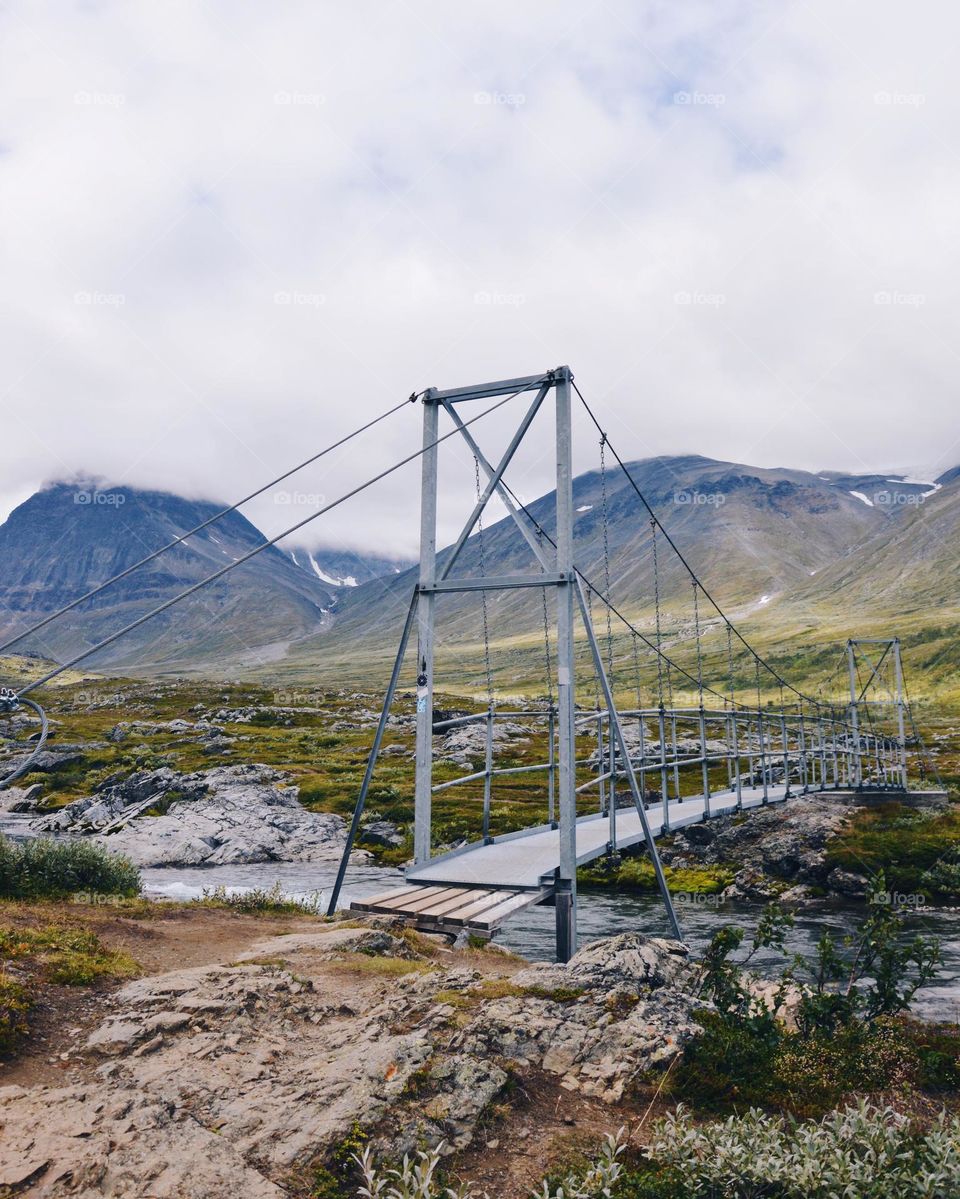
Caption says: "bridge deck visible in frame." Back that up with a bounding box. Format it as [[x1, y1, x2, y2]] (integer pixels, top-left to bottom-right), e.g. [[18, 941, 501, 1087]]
[[350, 883, 550, 936], [407, 781, 793, 890]]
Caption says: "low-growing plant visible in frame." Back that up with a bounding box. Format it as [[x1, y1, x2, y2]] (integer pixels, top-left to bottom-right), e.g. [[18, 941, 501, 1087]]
[[0, 972, 31, 1055], [579, 856, 734, 896], [354, 1130, 626, 1198], [678, 878, 945, 1113], [0, 925, 139, 986], [639, 1101, 960, 1198], [194, 882, 322, 915], [0, 834, 140, 900]]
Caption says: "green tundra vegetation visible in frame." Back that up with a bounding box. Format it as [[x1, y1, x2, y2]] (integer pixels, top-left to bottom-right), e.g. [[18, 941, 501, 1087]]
[[673, 878, 949, 1117], [0, 834, 141, 900], [0, 923, 139, 1055]]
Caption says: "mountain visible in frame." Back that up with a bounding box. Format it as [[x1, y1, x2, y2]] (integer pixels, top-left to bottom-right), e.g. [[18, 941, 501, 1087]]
[[0, 483, 396, 673], [271, 453, 960, 698], [2, 455, 958, 696], [292, 453, 898, 647]]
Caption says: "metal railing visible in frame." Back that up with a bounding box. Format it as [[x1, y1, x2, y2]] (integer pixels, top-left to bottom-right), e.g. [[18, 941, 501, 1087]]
[[430, 703, 909, 848]]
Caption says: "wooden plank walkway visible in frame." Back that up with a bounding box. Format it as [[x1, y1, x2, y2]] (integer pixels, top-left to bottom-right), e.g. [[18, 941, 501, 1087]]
[[350, 882, 551, 937]]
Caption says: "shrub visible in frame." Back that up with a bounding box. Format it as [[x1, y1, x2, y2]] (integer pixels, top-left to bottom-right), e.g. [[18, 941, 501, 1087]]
[[0, 973, 31, 1055], [677, 882, 945, 1114], [642, 1102, 960, 1198], [0, 834, 140, 900], [195, 882, 322, 915]]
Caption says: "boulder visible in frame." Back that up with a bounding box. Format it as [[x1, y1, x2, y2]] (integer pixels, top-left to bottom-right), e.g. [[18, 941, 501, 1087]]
[[362, 819, 404, 848], [32, 764, 365, 868], [459, 933, 704, 1102], [0, 782, 43, 812]]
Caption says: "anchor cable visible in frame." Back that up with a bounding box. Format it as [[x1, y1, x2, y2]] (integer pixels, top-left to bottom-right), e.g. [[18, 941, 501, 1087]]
[[11, 383, 540, 703], [0, 396, 415, 659], [0, 694, 49, 789]]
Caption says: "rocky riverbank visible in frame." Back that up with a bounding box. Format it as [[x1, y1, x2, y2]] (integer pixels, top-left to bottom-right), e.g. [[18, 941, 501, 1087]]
[[582, 789, 959, 906], [0, 917, 703, 1198], [29, 764, 364, 869]]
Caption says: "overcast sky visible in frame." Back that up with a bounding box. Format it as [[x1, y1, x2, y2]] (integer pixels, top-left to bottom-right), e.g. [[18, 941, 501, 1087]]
[[1, 1, 958, 556]]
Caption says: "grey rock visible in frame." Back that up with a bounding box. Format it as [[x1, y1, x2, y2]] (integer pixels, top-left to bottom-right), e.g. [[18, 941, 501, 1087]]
[[460, 933, 704, 1102], [33, 764, 366, 868], [362, 820, 404, 848], [826, 866, 869, 898], [0, 782, 43, 812]]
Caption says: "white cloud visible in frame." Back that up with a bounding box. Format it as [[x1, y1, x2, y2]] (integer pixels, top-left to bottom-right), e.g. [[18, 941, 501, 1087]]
[[1, 0, 959, 554]]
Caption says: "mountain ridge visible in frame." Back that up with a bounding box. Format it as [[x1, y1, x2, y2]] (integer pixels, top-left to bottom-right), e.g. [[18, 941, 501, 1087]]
[[1, 456, 958, 690]]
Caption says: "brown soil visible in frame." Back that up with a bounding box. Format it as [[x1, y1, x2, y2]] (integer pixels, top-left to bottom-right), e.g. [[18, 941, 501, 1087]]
[[0, 902, 326, 1088]]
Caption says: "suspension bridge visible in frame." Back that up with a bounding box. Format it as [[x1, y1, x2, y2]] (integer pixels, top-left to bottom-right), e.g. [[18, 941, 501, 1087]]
[[0, 364, 941, 962]]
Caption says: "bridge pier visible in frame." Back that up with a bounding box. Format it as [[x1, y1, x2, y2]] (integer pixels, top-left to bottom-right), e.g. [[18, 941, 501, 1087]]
[[555, 880, 575, 963]]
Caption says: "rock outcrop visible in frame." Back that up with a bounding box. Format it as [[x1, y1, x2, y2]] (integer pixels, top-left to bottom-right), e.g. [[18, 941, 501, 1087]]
[[659, 792, 853, 900], [0, 927, 706, 1197], [32, 764, 363, 868], [455, 933, 703, 1102]]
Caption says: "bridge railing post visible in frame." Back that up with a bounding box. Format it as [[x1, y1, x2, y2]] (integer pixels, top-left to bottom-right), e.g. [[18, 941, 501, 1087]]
[[731, 708, 743, 811], [699, 705, 711, 818], [608, 714, 617, 852], [780, 714, 791, 797], [482, 706, 494, 842], [658, 705, 670, 832], [894, 638, 908, 788], [799, 712, 809, 794], [547, 705, 556, 825], [757, 709, 769, 803], [596, 716, 606, 816]]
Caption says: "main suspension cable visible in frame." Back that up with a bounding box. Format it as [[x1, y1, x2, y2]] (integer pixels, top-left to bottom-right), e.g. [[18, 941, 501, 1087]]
[[14, 384, 538, 700], [573, 381, 824, 712], [0, 395, 416, 659]]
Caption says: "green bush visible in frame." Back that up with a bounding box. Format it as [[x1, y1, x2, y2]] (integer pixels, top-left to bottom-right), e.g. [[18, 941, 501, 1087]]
[[677, 883, 945, 1115], [195, 882, 321, 915], [0, 835, 140, 900], [639, 1102, 960, 1198]]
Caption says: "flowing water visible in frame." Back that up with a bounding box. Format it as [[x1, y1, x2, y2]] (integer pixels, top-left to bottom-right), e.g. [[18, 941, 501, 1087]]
[[142, 856, 960, 1023], [5, 812, 960, 1022]]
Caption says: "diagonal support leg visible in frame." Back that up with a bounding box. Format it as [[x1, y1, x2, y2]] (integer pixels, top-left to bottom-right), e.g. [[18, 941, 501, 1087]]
[[326, 589, 418, 917], [574, 578, 682, 942]]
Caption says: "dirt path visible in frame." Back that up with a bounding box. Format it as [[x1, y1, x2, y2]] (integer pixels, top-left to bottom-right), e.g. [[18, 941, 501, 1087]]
[[1, 902, 325, 1089]]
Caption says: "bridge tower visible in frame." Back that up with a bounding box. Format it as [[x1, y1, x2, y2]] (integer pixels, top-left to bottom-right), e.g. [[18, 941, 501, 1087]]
[[325, 366, 679, 960], [413, 367, 580, 957]]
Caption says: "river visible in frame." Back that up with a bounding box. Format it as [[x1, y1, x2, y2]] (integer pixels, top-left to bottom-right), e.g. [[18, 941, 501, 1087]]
[[5, 812, 959, 1022], [140, 856, 960, 1023]]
